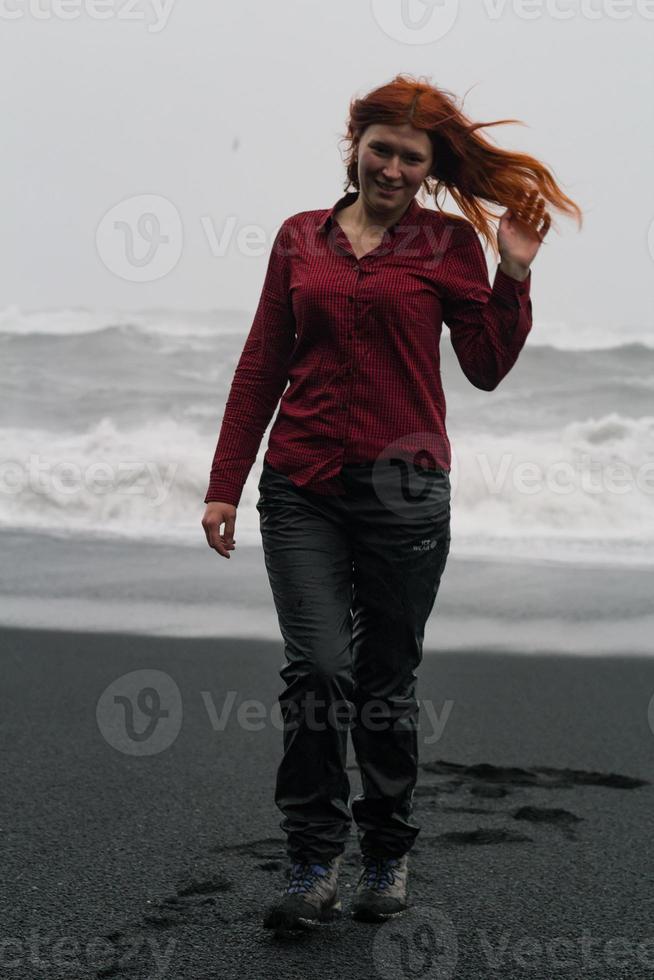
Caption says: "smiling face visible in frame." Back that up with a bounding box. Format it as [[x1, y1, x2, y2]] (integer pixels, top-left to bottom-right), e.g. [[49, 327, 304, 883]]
[[355, 122, 434, 215]]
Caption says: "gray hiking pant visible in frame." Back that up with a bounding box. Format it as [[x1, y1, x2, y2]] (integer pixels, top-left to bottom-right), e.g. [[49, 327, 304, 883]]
[[256, 456, 451, 863]]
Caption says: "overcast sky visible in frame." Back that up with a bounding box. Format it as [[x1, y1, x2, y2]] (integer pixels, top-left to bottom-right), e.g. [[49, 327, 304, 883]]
[[1, 0, 652, 332]]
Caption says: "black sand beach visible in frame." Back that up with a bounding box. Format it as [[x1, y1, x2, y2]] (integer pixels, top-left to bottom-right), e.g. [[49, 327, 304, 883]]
[[2, 622, 654, 979]]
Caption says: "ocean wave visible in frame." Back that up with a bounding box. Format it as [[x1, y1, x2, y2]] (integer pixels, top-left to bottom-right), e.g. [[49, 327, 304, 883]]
[[447, 413, 654, 554], [0, 305, 249, 338], [527, 319, 654, 350], [1, 306, 652, 351], [0, 413, 652, 565]]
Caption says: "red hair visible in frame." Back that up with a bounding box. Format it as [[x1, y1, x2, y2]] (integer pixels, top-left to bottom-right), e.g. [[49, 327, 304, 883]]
[[340, 74, 583, 256]]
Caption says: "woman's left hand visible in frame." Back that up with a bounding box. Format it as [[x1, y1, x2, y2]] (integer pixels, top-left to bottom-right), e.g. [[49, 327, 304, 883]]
[[498, 190, 551, 277]]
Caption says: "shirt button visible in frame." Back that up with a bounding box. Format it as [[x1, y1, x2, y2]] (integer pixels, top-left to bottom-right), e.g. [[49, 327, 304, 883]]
[[347, 296, 355, 303]]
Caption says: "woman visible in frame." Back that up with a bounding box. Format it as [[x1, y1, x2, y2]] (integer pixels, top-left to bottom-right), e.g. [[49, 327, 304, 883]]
[[201, 74, 582, 935]]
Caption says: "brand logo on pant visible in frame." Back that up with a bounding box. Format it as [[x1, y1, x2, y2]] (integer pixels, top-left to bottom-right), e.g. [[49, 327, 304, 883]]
[[412, 538, 438, 552]]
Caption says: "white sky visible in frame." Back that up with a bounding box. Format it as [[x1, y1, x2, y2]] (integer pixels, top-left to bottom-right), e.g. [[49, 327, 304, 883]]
[[1, 0, 653, 332]]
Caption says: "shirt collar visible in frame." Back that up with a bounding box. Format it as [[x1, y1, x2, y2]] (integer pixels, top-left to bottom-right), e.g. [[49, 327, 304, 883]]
[[317, 190, 422, 236]]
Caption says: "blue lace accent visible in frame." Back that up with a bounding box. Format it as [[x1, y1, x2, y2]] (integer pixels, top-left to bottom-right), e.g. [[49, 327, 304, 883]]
[[286, 862, 330, 895], [362, 857, 401, 891]]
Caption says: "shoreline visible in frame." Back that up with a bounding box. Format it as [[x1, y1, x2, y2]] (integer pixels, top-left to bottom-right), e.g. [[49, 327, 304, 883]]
[[2, 529, 653, 655], [2, 602, 654, 656]]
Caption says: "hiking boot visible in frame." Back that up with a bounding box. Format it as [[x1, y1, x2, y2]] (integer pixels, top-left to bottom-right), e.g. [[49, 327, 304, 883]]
[[262, 855, 343, 935], [350, 853, 409, 921]]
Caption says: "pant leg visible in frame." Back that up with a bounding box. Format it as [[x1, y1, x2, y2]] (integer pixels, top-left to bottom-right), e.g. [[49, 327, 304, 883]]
[[256, 461, 355, 864], [345, 463, 451, 859]]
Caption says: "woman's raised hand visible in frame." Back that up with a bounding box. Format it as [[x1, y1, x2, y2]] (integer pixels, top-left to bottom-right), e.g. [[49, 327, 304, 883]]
[[202, 502, 237, 559], [498, 189, 551, 275]]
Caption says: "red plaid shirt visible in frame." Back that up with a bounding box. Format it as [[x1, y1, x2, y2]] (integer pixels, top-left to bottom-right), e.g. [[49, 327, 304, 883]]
[[204, 191, 532, 505]]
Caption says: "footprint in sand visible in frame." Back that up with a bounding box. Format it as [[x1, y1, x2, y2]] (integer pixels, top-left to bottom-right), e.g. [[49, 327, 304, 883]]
[[94, 874, 234, 978], [412, 758, 648, 844], [92, 759, 649, 968]]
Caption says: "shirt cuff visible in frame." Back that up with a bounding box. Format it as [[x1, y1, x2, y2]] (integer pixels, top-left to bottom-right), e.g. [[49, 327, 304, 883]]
[[493, 265, 531, 306], [204, 480, 242, 507]]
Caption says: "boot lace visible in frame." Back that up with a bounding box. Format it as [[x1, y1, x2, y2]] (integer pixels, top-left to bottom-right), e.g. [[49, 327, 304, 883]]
[[360, 856, 400, 892], [286, 861, 330, 895]]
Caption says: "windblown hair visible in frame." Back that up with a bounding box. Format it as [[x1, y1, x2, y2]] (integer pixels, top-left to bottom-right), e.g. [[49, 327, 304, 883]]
[[340, 74, 583, 255]]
